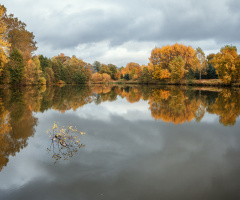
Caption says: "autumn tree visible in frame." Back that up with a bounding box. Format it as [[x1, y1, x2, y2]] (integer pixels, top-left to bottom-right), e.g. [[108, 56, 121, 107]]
[[102, 73, 111, 82], [169, 56, 186, 82], [114, 71, 121, 80], [53, 53, 70, 65], [99, 64, 111, 75], [1, 5, 37, 61], [212, 45, 239, 84], [149, 43, 199, 80], [124, 62, 141, 80], [23, 59, 37, 85], [92, 72, 102, 83], [0, 5, 10, 75]]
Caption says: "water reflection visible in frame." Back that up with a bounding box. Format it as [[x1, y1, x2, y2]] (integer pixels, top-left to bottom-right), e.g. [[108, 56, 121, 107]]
[[0, 85, 240, 171], [0, 85, 240, 200], [0, 87, 38, 171], [207, 89, 240, 126]]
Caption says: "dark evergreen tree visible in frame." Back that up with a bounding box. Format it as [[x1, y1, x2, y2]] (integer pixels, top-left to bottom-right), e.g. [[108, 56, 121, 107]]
[[8, 48, 25, 85], [39, 55, 52, 72], [108, 64, 118, 80], [124, 73, 130, 80]]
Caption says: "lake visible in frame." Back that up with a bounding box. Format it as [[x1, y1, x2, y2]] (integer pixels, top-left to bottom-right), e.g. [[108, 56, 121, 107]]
[[0, 85, 240, 200]]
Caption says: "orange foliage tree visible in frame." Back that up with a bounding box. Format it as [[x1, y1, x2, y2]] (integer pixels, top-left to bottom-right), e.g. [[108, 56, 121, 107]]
[[92, 72, 102, 83], [212, 45, 240, 84], [149, 43, 199, 81], [0, 5, 10, 75], [124, 62, 142, 80]]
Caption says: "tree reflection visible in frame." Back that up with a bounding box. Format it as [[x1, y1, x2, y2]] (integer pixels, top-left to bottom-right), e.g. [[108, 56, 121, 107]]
[[0, 84, 239, 171], [93, 85, 118, 104], [89, 85, 240, 126], [207, 89, 240, 126], [148, 88, 202, 124], [0, 87, 38, 171]]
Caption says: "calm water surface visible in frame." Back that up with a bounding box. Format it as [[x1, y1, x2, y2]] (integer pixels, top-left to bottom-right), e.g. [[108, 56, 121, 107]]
[[0, 85, 240, 200]]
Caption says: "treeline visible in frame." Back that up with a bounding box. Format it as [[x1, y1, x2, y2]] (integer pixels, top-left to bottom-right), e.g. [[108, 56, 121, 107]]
[[117, 44, 239, 85], [90, 43, 240, 85], [1, 4, 240, 86]]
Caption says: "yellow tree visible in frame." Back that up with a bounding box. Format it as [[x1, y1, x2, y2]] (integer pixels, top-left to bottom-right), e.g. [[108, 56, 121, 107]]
[[213, 45, 239, 84], [92, 72, 102, 83], [0, 5, 10, 75], [149, 43, 198, 80], [1, 4, 37, 63], [169, 56, 186, 82], [22, 58, 42, 85]]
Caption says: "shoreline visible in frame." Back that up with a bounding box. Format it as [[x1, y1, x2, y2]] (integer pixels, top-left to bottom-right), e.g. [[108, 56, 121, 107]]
[[1, 79, 240, 88]]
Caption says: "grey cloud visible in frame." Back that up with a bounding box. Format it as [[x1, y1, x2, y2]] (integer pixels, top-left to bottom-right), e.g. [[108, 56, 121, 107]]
[[34, 0, 240, 50], [228, 0, 240, 13], [2, 0, 240, 64]]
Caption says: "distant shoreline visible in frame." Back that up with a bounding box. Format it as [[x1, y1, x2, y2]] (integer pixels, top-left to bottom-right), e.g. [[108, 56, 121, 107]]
[[91, 79, 240, 88], [1, 79, 240, 88]]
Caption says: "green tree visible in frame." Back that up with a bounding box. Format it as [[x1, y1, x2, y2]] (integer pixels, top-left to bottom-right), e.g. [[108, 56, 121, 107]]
[[74, 71, 87, 84], [140, 67, 151, 83], [203, 54, 218, 79], [51, 59, 64, 83], [108, 64, 118, 79], [99, 64, 111, 75], [92, 61, 101, 72], [8, 48, 25, 85], [124, 73, 130, 80], [39, 55, 52, 72]]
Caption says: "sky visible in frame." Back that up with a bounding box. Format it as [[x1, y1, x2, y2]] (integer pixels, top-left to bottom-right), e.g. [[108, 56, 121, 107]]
[[1, 0, 240, 67]]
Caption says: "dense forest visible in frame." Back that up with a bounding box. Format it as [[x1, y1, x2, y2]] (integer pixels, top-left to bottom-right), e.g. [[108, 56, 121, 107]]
[[0, 4, 240, 86]]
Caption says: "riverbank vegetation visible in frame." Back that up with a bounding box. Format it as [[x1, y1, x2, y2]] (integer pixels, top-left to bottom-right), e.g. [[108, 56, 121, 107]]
[[1, 4, 240, 87]]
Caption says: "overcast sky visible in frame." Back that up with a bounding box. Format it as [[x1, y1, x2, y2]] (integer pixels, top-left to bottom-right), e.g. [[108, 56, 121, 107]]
[[2, 0, 240, 67]]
